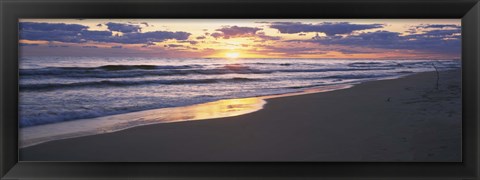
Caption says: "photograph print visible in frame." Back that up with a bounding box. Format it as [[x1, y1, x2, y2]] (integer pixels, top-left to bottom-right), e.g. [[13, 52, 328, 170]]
[[18, 19, 461, 162]]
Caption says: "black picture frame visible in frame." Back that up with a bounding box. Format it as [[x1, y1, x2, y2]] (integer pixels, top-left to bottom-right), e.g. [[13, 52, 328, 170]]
[[1, 0, 479, 179]]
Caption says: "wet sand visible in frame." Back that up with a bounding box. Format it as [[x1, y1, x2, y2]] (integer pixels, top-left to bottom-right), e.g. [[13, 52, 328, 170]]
[[20, 70, 462, 162]]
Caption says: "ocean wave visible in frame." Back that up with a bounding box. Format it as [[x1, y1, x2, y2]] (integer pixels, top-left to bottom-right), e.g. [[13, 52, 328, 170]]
[[18, 59, 462, 129], [20, 65, 397, 79], [20, 77, 259, 91], [323, 74, 391, 79], [280, 67, 394, 73], [348, 62, 405, 68], [98, 64, 200, 71], [19, 64, 270, 78], [20, 64, 199, 75]]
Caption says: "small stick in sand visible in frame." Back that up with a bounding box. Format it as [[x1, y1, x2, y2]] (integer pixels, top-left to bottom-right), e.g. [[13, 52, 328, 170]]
[[432, 63, 440, 90]]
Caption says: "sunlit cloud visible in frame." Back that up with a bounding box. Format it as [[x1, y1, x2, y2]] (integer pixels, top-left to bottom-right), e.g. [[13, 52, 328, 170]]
[[105, 22, 142, 33], [212, 26, 262, 39], [19, 19, 461, 59], [301, 29, 460, 56], [20, 22, 191, 45], [268, 22, 384, 36]]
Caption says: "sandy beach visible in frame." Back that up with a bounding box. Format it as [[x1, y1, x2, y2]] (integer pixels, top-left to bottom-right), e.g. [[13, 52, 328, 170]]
[[19, 69, 462, 162]]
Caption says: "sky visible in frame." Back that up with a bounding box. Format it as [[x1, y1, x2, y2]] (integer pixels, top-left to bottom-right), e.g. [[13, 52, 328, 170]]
[[19, 19, 461, 59]]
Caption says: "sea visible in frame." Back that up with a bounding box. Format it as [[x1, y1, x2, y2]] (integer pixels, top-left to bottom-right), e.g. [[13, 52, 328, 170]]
[[19, 57, 461, 128]]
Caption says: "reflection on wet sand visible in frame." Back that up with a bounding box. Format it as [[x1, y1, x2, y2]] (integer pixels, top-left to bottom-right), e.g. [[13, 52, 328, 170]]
[[20, 97, 266, 148], [134, 97, 267, 125], [20, 84, 352, 148]]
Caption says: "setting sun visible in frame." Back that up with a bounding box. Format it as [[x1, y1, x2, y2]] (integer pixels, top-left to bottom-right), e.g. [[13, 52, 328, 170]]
[[226, 52, 240, 59]]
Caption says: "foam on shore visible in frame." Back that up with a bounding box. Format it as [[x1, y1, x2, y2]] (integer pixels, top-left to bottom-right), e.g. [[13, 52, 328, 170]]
[[20, 84, 353, 148]]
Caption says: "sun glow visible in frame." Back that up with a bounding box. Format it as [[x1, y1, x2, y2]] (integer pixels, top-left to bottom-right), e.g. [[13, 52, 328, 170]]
[[226, 52, 240, 59]]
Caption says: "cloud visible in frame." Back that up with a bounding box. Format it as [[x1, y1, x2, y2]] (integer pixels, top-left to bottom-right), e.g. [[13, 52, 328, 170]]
[[252, 44, 328, 56], [211, 26, 262, 39], [335, 49, 379, 54], [164, 44, 183, 48], [210, 26, 281, 42], [210, 32, 223, 39], [141, 42, 156, 48], [19, 43, 40, 47], [256, 35, 281, 41], [418, 24, 460, 29], [19, 21, 460, 58], [177, 40, 198, 45], [20, 22, 88, 31], [21, 29, 88, 43], [105, 22, 141, 33], [19, 22, 191, 45], [80, 30, 114, 40], [408, 29, 460, 39], [82, 46, 98, 48], [47, 45, 69, 48], [106, 31, 191, 44], [407, 24, 460, 34], [255, 32, 281, 41], [305, 28, 460, 55], [269, 22, 384, 36]]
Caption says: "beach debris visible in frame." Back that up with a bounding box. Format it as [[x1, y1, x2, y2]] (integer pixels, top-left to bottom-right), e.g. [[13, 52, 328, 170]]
[[432, 62, 440, 90]]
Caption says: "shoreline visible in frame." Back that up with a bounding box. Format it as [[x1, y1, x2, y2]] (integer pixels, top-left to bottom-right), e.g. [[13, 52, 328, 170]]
[[20, 69, 461, 161], [19, 71, 432, 148], [19, 82, 354, 148]]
